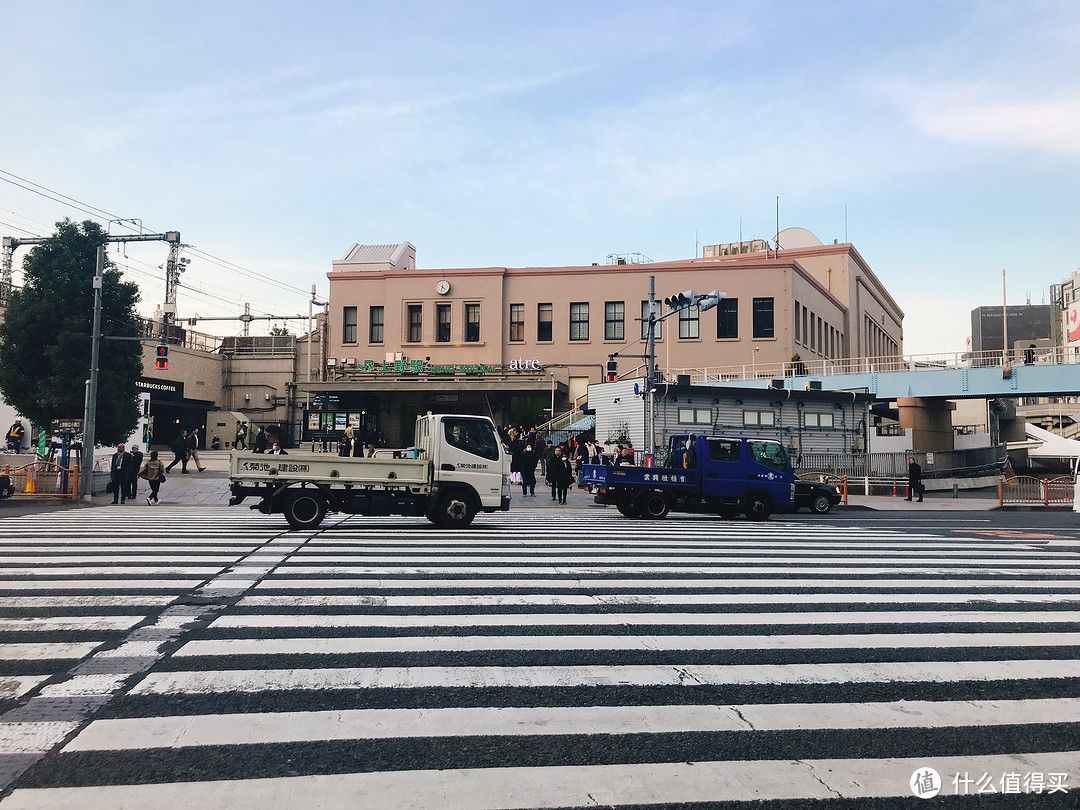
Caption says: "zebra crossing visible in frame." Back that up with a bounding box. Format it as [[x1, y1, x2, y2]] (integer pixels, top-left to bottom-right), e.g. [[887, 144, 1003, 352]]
[[0, 506, 1077, 807]]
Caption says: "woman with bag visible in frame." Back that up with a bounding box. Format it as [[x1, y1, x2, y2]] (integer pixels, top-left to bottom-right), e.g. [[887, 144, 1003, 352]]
[[139, 450, 166, 505]]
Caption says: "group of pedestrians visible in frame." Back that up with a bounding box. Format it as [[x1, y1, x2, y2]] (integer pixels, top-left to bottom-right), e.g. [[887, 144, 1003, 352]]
[[164, 428, 208, 475], [503, 426, 611, 505], [107, 443, 165, 505]]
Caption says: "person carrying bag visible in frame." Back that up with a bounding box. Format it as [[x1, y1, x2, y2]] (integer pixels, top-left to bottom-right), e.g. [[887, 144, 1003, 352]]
[[139, 450, 166, 505]]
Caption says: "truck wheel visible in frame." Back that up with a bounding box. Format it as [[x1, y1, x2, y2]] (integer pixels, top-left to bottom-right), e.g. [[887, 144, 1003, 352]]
[[432, 490, 477, 528], [616, 501, 638, 518], [743, 494, 772, 521], [810, 494, 833, 514], [636, 491, 670, 519], [283, 489, 327, 530]]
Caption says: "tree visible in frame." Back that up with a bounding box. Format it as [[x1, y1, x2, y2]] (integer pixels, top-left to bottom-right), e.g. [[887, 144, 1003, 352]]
[[0, 219, 142, 445], [269, 324, 291, 336]]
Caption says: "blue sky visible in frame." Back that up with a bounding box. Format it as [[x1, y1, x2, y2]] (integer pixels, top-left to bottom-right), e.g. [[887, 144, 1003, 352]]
[[1, 0, 1077, 354]]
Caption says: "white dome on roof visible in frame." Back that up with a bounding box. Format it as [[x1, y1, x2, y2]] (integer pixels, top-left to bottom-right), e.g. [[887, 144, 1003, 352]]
[[775, 227, 823, 249]]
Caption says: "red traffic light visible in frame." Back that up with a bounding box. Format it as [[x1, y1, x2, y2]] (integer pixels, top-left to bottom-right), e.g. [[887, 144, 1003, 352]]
[[155, 344, 169, 370]]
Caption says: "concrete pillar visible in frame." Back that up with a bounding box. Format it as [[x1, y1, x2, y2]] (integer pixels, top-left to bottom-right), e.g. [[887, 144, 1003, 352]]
[[897, 397, 956, 452]]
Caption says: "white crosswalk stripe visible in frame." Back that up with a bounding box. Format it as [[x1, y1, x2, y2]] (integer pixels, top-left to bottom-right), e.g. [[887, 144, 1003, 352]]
[[0, 506, 1077, 807]]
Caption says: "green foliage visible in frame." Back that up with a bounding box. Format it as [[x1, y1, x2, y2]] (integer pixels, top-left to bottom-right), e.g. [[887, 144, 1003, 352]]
[[0, 219, 142, 444], [269, 324, 291, 336]]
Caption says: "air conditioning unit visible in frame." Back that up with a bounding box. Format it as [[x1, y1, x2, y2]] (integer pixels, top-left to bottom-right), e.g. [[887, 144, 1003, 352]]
[[327, 358, 338, 367]]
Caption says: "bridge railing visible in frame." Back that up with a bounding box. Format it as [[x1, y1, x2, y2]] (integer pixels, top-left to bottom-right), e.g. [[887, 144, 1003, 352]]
[[668, 346, 1079, 385]]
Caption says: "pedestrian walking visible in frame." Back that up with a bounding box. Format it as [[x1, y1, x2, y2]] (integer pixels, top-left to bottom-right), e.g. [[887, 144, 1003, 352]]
[[165, 430, 190, 474], [234, 423, 247, 450], [546, 446, 573, 504], [520, 443, 538, 497], [253, 426, 268, 454], [188, 428, 206, 472], [139, 450, 165, 504], [127, 444, 143, 501], [906, 456, 923, 502], [108, 443, 134, 504]]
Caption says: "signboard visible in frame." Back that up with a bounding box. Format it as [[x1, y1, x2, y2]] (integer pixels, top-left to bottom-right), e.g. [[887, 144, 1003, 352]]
[[1069, 303, 1080, 342], [50, 418, 83, 435], [351, 357, 543, 375]]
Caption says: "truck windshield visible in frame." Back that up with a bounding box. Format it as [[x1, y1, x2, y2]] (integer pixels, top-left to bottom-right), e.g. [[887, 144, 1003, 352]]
[[747, 439, 788, 473], [443, 418, 500, 461]]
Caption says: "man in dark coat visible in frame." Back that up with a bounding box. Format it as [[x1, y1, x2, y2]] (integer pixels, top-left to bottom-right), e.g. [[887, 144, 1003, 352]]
[[126, 444, 144, 501], [546, 446, 574, 504], [253, 426, 268, 454], [165, 430, 190, 474], [906, 456, 923, 502], [109, 443, 135, 504]]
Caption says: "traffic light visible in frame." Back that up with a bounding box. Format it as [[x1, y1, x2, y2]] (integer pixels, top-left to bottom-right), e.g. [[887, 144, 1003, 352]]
[[155, 344, 169, 370], [606, 359, 618, 382], [664, 289, 697, 310], [696, 290, 724, 311]]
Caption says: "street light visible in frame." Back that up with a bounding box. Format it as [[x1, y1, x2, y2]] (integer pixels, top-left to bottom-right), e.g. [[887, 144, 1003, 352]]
[[752, 346, 760, 379]]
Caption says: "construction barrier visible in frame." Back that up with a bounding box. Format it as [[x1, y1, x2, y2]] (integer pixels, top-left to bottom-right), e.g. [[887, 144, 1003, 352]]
[[1, 460, 79, 499]]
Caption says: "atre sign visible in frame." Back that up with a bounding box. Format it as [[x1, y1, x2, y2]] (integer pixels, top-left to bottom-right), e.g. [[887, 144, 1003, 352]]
[[356, 357, 545, 374]]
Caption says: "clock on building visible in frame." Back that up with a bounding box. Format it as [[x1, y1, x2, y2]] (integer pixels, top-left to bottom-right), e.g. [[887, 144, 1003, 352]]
[[435, 279, 451, 295]]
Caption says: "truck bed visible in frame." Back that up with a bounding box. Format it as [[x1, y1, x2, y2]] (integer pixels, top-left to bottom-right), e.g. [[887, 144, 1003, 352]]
[[229, 451, 432, 489], [581, 463, 698, 490]]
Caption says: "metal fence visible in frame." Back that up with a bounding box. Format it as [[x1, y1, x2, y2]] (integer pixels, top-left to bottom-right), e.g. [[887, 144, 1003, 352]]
[[795, 446, 1008, 480], [999, 476, 1074, 506]]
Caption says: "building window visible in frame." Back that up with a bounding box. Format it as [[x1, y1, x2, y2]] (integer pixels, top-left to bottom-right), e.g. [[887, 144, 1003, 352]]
[[716, 298, 738, 339], [509, 303, 525, 342], [753, 297, 774, 339], [805, 412, 834, 428], [604, 301, 624, 341], [342, 306, 357, 344], [537, 303, 553, 342], [436, 303, 451, 343], [369, 306, 384, 344], [407, 304, 423, 343], [794, 302, 801, 344], [678, 407, 712, 425], [678, 306, 699, 339], [641, 300, 662, 340], [570, 302, 589, 341], [465, 303, 480, 342], [743, 410, 775, 427]]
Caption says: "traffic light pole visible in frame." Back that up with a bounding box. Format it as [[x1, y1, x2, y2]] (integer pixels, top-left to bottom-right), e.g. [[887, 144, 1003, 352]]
[[80, 247, 105, 501]]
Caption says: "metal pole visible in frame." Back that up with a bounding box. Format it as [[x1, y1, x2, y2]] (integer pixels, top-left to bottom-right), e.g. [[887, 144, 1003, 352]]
[[307, 284, 314, 387], [80, 246, 105, 500], [1002, 269, 1010, 375], [646, 275, 656, 456]]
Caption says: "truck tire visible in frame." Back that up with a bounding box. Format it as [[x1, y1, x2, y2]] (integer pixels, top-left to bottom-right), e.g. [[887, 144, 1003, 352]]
[[283, 489, 327, 530], [810, 494, 833, 514], [431, 489, 477, 528], [616, 501, 638, 518], [743, 494, 772, 521], [636, 490, 670, 519]]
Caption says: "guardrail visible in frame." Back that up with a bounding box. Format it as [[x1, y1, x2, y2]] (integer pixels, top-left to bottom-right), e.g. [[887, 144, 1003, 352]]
[[999, 476, 1073, 506], [1, 460, 79, 499]]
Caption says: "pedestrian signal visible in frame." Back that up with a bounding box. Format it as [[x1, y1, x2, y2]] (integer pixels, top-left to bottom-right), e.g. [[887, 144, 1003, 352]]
[[606, 359, 618, 382], [155, 344, 169, 370]]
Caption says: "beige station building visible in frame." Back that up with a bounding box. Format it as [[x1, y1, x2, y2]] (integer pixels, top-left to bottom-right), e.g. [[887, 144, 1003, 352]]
[[302, 228, 904, 446]]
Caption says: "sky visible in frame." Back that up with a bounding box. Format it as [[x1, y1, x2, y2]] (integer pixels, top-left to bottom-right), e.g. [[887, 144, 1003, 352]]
[[1, 0, 1077, 355]]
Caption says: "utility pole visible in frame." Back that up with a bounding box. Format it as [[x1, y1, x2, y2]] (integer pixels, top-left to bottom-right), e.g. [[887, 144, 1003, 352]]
[[80, 247, 105, 500]]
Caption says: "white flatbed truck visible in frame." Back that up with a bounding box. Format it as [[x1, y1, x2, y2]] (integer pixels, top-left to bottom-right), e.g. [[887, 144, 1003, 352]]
[[228, 414, 511, 529]]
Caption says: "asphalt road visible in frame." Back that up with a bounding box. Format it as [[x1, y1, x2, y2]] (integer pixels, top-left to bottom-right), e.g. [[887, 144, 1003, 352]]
[[0, 479, 1077, 807]]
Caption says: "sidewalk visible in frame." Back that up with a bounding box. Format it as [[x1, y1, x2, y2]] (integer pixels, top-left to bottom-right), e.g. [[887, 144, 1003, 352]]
[[6, 451, 1065, 514]]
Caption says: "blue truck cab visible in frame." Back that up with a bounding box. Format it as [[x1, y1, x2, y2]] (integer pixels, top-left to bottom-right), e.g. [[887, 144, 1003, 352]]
[[583, 433, 795, 520]]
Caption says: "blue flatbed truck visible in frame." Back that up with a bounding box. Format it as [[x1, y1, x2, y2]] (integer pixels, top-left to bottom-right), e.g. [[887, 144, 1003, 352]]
[[582, 433, 795, 520]]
